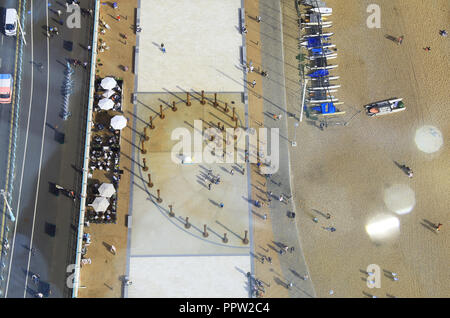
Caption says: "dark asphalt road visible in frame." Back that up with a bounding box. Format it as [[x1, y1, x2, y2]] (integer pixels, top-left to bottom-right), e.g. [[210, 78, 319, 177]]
[[3, 0, 94, 298], [0, 2, 19, 232]]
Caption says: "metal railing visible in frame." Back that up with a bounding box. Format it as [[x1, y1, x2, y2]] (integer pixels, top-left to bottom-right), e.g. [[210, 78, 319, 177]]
[[71, 0, 100, 298]]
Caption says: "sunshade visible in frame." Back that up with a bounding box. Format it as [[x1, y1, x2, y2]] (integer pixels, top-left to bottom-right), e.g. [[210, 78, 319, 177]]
[[102, 90, 115, 98], [100, 77, 117, 90], [110, 115, 127, 130], [89, 197, 110, 212], [98, 183, 116, 198], [98, 98, 114, 110]]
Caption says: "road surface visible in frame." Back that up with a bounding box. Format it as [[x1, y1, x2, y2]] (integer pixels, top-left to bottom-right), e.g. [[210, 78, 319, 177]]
[[2, 0, 94, 298]]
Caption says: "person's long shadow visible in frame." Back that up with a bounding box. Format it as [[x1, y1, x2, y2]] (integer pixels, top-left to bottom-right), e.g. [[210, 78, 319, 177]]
[[385, 34, 400, 44], [421, 219, 437, 233]]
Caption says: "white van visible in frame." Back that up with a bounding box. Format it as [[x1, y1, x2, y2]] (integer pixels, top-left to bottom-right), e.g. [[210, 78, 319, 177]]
[[4, 8, 18, 36]]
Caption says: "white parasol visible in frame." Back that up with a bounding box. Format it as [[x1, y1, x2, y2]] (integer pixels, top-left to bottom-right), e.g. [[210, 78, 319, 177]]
[[102, 89, 115, 98], [98, 98, 115, 110], [89, 197, 110, 212], [100, 77, 117, 90], [110, 115, 127, 130], [98, 183, 116, 198]]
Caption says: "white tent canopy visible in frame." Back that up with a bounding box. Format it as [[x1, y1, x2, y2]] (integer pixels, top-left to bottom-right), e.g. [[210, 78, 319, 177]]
[[100, 77, 117, 90], [102, 89, 115, 98], [110, 115, 127, 130], [98, 183, 116, 198], [98, 98, 115, 110], [89, 197, 110, 212]]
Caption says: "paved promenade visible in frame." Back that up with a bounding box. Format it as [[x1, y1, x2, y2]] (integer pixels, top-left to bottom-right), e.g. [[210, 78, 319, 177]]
[[78, 0, 137, 297], [127, 0, 252, 298]]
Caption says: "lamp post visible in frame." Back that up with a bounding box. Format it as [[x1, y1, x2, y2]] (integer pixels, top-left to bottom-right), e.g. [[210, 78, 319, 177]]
[[291, 122, 299, 147], [0, 190, 15, 222]]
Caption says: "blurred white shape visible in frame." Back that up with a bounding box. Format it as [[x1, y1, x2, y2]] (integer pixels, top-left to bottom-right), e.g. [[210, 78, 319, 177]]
[[384, 184, 415, 215], [415, 125, 443, 153], [366, 214, 400, 243]]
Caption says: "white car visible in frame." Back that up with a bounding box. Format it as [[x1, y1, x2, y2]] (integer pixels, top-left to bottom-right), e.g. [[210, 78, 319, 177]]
[[4, 8, 18, 36]]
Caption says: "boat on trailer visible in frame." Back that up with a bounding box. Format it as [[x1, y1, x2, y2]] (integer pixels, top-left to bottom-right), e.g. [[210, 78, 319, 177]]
[[311, 76, 339, 81], [310, 7, 333, 14], [308, 54, 337, 60], [307, 64, 338, 70], [308, 85, 341, 90], [364, 98, 405, 116], [302, 32, 334, 38]]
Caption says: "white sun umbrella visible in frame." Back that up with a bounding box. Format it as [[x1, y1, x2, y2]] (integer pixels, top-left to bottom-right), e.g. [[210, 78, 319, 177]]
[[98, 183, 116, 198], [98, 98, 115, 110], [102, 89, 115, 98], [100, 77, 117, 90], [89, 197, 110, 212], [110, 115, 127, 130]]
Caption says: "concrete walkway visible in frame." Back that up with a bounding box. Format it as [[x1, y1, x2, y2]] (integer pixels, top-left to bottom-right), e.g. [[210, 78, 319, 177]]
[[258, 0, 316, 298]]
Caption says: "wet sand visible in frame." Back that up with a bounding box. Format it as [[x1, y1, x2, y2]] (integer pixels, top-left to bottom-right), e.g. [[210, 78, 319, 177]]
[[284, 0, 449, 297]]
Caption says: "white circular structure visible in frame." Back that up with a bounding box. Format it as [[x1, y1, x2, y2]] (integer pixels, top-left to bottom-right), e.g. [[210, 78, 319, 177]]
[[383, 184, 416, 215], [365, 214, 400, 243], [414, 125, 443, 153]]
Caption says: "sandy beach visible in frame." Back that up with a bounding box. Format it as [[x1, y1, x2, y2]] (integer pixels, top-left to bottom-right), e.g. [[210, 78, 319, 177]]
[[283, 0, 449, 297]]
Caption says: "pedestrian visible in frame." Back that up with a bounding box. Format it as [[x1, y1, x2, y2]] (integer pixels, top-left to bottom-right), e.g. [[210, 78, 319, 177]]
[[287, 282, 293, 289], [256, 16, 261, 23], [32, 274, 39, 284], [436, 223, 442, 232], [289, 246, 294, 253], [391, 272, 398, 277], [423, 46, 431, 51], [219, 203, 224, 208], [261, 70, 268, 77], [301, 274, 309, 280], [397, 35, 404, 45], [393, 276, 399, 281], [87, 45, 92, 51], [439, 30, 448, 37], [242, 168, 245, 175], [110, 245, 116, 254], [161, 43, 166, 53], [208, 183, 211, 190], [116, 15, 121, 21], [230, 169, 234, 175], [279, 194, 284, 202], [57, 9, 62, 17], [326, 213, 331, 219], [242, 26, 248, 34], [82, 62, 88, 69], [250, 65, 254, 73], [251, 80, 256, 88], [263, 213, 267, 220], [36, 292, 44, 298]]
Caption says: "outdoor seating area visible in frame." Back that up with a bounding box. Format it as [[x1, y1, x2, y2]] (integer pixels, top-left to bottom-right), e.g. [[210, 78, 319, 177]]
[[84, 76, 127, 225]]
